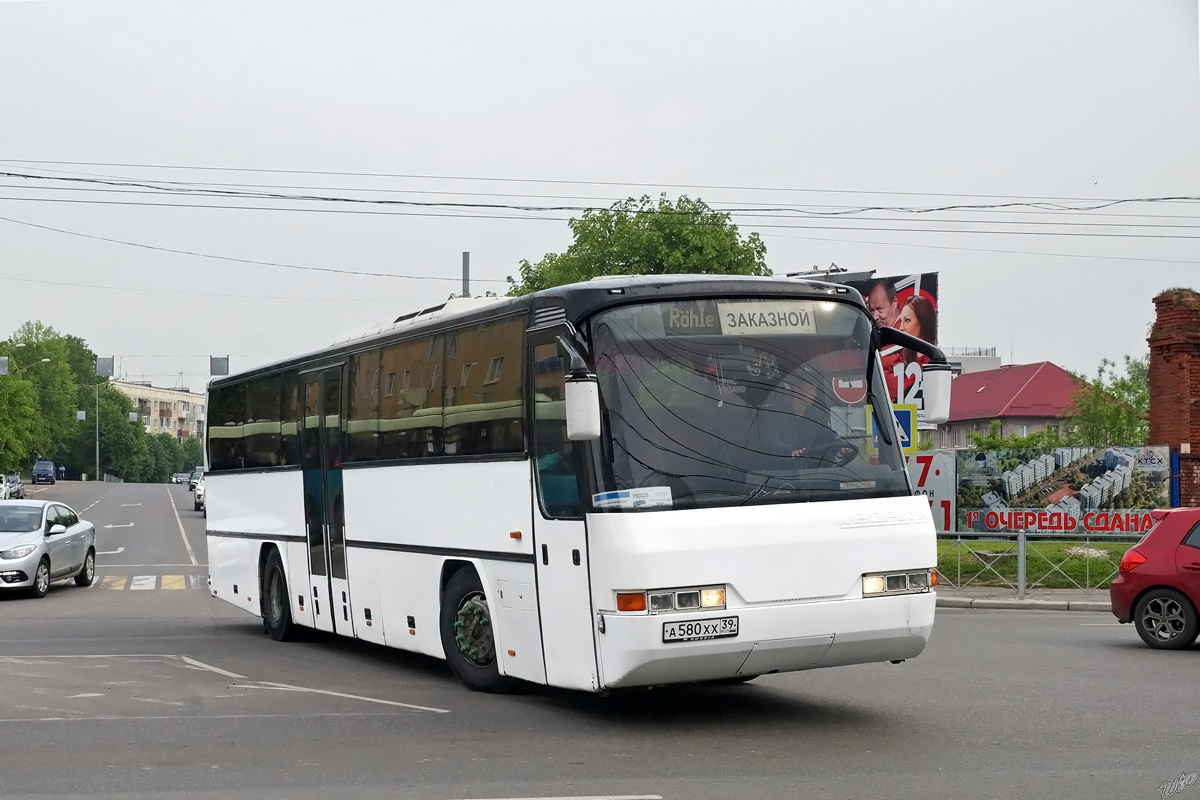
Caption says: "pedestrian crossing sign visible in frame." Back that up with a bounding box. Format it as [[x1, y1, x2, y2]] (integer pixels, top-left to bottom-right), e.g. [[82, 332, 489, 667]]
[[865, 403, 919, 456]]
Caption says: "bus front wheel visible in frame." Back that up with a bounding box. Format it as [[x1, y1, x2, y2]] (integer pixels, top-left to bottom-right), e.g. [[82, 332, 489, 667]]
[[439, 567, 514, 693]]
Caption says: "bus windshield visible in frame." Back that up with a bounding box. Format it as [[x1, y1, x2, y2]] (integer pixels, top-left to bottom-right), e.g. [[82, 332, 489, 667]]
[[589, 297, 909, 511]]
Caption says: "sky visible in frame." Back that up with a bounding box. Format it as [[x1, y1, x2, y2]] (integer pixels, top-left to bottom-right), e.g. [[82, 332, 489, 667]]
[[0, 0, 1197, 389]]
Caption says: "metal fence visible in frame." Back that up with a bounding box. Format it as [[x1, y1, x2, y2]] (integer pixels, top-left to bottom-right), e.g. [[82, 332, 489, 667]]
[[102, 474, 124, 483], [935, 532, 1142, 597]]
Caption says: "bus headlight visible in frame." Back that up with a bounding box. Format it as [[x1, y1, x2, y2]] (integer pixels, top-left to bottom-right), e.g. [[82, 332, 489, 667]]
[[700, 588, 725, 607], [863, 570, 934, 596]]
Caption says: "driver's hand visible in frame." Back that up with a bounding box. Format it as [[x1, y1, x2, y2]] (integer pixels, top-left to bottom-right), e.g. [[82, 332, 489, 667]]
[[791, 447, 807, 458], [836, 445, 856, 461]]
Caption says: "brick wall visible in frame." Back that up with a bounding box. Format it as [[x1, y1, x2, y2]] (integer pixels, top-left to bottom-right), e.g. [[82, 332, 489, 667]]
[[1148, 289, 1200, 505]]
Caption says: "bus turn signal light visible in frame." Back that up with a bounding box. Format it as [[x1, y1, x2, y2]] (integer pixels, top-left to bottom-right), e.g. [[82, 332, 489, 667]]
[[616, 592, 647, 612]]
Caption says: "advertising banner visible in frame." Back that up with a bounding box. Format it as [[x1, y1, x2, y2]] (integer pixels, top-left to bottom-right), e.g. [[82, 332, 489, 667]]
[[906, 451, 956, 533], [954, 445, 1170, 534], [845, 273, 939, 429]]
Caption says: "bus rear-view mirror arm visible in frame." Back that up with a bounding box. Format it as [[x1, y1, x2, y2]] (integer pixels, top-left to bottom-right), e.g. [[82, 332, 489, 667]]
[[876, 328, 952, 426], [557, 335, 602, 441]]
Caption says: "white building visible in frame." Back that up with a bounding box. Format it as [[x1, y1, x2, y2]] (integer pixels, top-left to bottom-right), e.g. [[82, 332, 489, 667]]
[[110, 380, 206, 441]]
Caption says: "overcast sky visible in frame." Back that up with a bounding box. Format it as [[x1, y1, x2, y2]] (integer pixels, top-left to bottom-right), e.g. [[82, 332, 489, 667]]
[[1, 1, 1197, 388]]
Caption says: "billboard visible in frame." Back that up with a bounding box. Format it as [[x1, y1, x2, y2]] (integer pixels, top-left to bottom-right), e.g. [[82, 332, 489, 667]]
[[845, 273, 939, 429], [955, 445, 1170, 534], [906, 451, 956, 534]]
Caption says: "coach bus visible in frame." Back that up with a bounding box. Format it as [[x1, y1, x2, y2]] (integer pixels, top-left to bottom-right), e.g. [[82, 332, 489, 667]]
[[204, 275, 951, 693]]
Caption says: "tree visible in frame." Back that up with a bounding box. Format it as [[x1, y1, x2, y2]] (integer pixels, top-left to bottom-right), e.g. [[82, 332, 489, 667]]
[[66, 383, 150, 481], [181, 436, 205, 471], [0, 374, 40, 473], [1060, 355, 1149, 447], [968, 419, 1063, 450], [146, 433, 185, 483], [6, 322, 80, 462], [507, 194, 769, 295]]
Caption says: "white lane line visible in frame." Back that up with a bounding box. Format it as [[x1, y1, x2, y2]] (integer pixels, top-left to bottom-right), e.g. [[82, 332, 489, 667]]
[[95, 563, 205, 568], [240, 680, 451, 714], [66, 693, 105, 698], [129, 575, 156, 591], [167, 486, 199, 566], [96, 547, 125, 555], [181, 656, 246, 680], [81, 489, 119, 514], [121, 503, 142, 507], [1079, 622, 1123, 626], [0, 712, 399, 723], [102, 523, 135, 529], [454, 796, 663, 800]]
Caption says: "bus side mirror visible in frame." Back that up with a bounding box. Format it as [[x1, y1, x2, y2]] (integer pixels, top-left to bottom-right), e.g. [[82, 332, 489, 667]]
[[922, 362, 952, 425], [565, 376, 602, 441], [556, 334, 602, 441]]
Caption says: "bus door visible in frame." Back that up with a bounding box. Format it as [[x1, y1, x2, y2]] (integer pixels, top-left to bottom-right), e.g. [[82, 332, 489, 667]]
[[529, 333, 600, 691], [300, 367, 353, 637]]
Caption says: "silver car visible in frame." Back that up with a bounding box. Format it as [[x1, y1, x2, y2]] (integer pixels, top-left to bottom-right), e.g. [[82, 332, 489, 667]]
[[0, 500, 96, 598]]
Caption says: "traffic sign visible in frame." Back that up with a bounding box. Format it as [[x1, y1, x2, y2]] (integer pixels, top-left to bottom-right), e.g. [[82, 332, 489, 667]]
[[892, 403, 918, 455], [865, 402, 919, 456]]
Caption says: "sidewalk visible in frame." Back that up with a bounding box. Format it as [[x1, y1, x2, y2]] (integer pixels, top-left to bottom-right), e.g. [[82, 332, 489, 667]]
[[936, 586, 1111, 612]]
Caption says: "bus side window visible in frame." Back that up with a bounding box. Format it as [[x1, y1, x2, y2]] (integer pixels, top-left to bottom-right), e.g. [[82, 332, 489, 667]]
[[532, 342, 582, 518]]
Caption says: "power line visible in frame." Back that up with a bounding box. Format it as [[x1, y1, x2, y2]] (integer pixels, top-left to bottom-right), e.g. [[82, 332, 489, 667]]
[[0, 214, 510, 283], [10, 164, 1200, 222], [3, 194, 1200, 239], [0, 272, 414, 303], [2, 169, 1198, 217], [1, 157, 1185, 206]]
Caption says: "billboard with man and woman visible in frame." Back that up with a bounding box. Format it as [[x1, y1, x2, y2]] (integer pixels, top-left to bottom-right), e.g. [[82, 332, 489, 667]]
[[846, 273, 939, 429]]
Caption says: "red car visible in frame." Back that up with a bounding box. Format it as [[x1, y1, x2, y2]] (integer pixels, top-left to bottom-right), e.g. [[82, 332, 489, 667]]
[[1110, 508, 1200, 649]]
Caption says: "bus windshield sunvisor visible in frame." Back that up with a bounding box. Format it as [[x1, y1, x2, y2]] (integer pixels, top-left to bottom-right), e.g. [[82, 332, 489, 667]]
[[589, 298, 910, 511]]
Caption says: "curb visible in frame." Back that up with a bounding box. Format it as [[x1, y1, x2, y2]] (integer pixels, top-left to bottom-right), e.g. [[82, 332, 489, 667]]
[[937, 597, 1110, 613]]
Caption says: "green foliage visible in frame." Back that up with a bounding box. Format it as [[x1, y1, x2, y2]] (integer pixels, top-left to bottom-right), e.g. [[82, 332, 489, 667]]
[[0, 374, 40, 473], [181, 436, 205, 471], [146, 433, 186, 484], [506, 194, 769, 295], [1060, 355, 1149, 447], [0, 320, 204, 482], [967, 419, 1063, 450]]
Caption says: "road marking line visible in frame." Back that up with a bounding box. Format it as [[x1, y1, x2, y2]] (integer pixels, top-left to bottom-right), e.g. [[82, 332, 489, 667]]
[[121, 503, 142, 507], [129, 575, 156, 591], [66, 693, 105, 698], [96, 563, 206, 568], [1078, 622, 1123, 626], [161, 575, 185, 590], [190, 575, 207, 590], [96, 547, 125, 555], [99, 576, 127, 590], [167, 486, 199, 566], [0, 712, 397, 723], [454, 796, 663, 800], [241, 680, 451, 714], [180, 656, 246, 680]]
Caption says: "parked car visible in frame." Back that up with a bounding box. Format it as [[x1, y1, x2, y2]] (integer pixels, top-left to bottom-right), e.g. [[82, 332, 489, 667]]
[[1110, 507, 1200, 649], [0, 481, 8, 501], [31, 460, 56, 485], [194, 478, 205, 516], [4, 475, 24, 500], [188, 469, 204, 491], [0, 500, 96, 598]]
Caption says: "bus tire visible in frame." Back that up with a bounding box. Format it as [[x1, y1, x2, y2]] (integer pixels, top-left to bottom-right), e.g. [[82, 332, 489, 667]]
[[262, 549, 297, 642], [440, 567, 513, 693]]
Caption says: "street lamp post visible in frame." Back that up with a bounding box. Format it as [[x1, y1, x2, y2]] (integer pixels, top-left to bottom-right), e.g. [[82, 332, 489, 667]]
[[82, 384, 99, 481]]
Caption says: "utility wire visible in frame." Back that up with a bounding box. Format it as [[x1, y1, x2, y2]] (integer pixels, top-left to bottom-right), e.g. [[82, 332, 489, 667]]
[[0, 214, 510, 283], [1, 157, 1187, 206], [3, 194, 1200, 239], [2, 169, 1198, 216], [0, 272, 413, 303]]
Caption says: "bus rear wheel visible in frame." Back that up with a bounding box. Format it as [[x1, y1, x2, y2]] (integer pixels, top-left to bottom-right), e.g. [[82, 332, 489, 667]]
[[262, 549, 297, 642], [440, 567, 513, 693]]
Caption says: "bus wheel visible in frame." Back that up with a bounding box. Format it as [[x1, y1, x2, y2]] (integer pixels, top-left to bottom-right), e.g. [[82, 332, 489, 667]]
[[262, 549, 296, 642], [440, 568, 513, 693]]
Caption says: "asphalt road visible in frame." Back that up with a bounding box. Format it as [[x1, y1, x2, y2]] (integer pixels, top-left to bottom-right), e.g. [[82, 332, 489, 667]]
[[1, 482, 1196, 800]]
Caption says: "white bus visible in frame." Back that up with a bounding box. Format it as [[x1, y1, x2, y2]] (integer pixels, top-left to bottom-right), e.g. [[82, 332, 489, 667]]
[[205, 275, 951, 693]]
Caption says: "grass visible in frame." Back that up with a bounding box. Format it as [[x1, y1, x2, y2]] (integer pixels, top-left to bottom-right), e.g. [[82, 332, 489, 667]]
[[936, 539, 1133, 590]]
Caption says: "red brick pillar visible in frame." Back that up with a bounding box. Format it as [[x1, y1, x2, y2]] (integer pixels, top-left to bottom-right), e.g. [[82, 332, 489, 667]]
[[1148, 289, 1200, 506]]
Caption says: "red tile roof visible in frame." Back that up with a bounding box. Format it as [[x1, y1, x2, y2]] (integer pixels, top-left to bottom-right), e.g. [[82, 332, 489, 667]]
[[949, 362, 1083, 421]]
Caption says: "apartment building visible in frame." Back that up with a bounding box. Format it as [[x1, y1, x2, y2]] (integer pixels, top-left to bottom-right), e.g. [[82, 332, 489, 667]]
[[110, 380, 207, 440]]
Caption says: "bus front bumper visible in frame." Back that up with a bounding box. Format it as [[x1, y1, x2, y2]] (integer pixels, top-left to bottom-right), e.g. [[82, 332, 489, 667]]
[[597, 591, 935, 689]]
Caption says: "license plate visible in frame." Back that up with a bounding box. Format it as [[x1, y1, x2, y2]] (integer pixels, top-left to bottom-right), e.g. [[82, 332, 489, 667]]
[[662, 616, 739, 643]]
